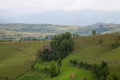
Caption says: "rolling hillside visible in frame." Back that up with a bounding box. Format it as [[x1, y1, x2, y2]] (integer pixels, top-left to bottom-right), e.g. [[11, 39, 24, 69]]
[[0, 33, 120, 80], [0, 41, 49, 79], [0, 23, 120, 41], [2, 33, 118, 80]]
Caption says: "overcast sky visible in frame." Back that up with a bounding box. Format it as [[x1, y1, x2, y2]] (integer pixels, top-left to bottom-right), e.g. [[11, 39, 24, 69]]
[[0, 0, 120, 13]]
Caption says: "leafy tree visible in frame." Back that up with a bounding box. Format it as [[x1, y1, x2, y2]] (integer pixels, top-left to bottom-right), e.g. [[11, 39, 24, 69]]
[[109, 41, 119, 49], [101, 61, 108, 69], [92, 30, 96, 35], [41, 49, 52, 61], [50, 32, 74, 60], [49, 63, 58, 77], [75, 33, 79, 38], [106, 73, 119, 80], [57, 59, 62, 68], [39, 32, 74, 61]]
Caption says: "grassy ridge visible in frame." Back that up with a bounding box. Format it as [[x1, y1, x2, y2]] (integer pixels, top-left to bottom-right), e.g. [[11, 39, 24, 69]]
[[73, 33, 120, 74], [0, 41, 49, 79]]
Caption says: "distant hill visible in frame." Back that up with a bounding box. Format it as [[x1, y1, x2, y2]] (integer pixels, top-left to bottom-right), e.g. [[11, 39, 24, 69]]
[[0, 23, 120, 40], [1, 9, 120, 25], [0, 20, 7, 23]]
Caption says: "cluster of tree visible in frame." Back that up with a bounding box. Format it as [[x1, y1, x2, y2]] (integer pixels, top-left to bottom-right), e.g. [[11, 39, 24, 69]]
[[41, 59, 62, 78], [72, 33, 79, 38], [40, 49, 53, 61], [42, 63, 58, 77], [50, 32, 74, 59], [92, 30, 96, 35], [39, 32, 74, 61], [107, 73, 119, 80], [69, 60, 119, 80], [98, 38, 103, 44], [109, 41, 120, 49], [109, 35, 120, 49], [0, 76, 9, 80]]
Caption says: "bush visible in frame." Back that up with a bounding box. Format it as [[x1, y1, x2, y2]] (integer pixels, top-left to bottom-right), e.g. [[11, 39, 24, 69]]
[[98, 38, 103, 44], [69, 59, 78, 66], [69, 60, 110, 80], [49, 63, 58, 77], [109, 41, 120, 49]]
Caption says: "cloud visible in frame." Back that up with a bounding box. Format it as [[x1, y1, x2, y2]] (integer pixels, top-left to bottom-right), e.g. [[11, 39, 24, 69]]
[[0, 0, 120, 13]]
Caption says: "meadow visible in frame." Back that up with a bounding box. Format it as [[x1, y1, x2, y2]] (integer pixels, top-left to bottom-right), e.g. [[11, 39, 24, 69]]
[[0, 41, 49, 79]]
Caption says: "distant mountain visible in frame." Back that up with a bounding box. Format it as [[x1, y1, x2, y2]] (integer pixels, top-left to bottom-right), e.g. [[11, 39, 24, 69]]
[[0, 20, 9, 24], [1, 9, 120, 25], [0, 23, 120, 41], [0, 20, 5, 23]]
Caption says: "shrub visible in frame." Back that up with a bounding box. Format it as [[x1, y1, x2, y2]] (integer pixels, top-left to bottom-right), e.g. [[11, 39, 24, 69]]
[[109, 41, 119, 49], [98, 38, 103, 44], [69, 59, 78, 66], [49, 63, 58, 77]]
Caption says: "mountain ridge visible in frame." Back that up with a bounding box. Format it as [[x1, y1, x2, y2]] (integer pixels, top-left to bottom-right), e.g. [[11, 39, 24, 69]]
[[1, 9, 120, 25]]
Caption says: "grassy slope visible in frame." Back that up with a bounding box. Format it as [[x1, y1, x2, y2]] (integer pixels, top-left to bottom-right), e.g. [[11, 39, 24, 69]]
[[0, 41, 49, 79], [0, 33, 120, 80], [73, 33, 120, 73], [32, 53, 96, 80], [47, 54, 96, 80], [20, 33, 120, 80]]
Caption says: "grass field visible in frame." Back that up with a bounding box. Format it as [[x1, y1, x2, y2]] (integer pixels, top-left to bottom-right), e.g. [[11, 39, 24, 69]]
[[19, 53, 96, 80], [0, 33, 120, 80], [73, 33, 120, 73], [0, 41, 49, 79]]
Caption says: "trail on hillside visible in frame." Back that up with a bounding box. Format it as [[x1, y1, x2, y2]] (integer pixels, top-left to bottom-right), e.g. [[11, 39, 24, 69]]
[[10, 45, 35, 59], [74, 50, 118, 64], [3, 44, 36, 60]]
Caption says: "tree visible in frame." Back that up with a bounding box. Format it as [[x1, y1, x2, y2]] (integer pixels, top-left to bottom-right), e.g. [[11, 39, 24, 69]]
[[92, 30, 96, 35], [50, 63, 58, 77], [57, 59, 62, 68], [50, 32, 74, 60], [75, 33, 79, 38], [39, 32, 74, 61], [100, 61, 109, 80], [101, 61, 108, 69], [106, 73, 119, 80], [57, 59, 62, 74], [41, 49, 52, 61]]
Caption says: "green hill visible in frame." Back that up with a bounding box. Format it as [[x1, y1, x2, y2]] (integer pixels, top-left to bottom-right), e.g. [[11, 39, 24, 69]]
[[19, 33, 120, 80], [0, 41, 49, 79], [73, 33, 120, 72], [0, 33, 120, 80]]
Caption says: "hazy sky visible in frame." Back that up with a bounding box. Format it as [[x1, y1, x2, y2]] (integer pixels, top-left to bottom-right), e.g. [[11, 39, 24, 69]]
[[0, 0, 120, 13]]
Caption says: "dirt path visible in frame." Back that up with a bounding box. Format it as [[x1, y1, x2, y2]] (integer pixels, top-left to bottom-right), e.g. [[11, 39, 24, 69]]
[[7, 44, 35, 60], [74, 53, 118, 64]]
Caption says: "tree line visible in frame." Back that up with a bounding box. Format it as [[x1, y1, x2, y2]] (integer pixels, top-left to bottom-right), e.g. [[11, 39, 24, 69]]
[[38, 32, 74, 61], [69, 59, 119, 80]]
